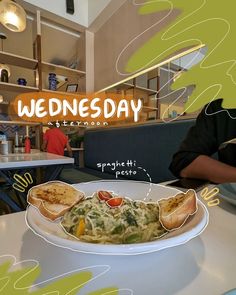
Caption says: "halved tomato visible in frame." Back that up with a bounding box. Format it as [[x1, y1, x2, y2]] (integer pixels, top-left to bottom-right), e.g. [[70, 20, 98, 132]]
[[106, 197, 123, 208], [97, 190, 113, 201]]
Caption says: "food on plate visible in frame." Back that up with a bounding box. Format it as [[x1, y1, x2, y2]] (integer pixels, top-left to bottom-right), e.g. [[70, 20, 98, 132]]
[[97, 190, 113, 201], [28, 184, 198, 244], [61, 191, 167, 244], [158, 189, 197, 230], [27, 181, 84, 221]]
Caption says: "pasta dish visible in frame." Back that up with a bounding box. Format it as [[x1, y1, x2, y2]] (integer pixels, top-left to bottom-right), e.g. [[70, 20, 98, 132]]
[[61, 191, 167, 244]]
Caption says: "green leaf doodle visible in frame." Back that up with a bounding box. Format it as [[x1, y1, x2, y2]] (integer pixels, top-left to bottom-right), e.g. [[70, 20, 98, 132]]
[[0, 260, 118, 295], [126, 0, 236, 112]]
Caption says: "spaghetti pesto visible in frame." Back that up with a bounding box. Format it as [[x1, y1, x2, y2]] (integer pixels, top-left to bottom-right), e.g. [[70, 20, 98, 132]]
[[61, 192, 167, 244]]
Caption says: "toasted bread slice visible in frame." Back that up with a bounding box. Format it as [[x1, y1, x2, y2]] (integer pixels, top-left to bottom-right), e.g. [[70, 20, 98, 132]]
[[28, 181, 84, 221], [158, 189, 197, 231]]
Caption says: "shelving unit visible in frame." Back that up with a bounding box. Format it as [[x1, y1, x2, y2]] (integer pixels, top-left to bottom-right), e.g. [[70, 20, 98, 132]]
[[119, 76, 159, 120], [0, 8, 87, 154], [103, 49, 204, 124], [39, 10, 86, 93], [0, 9, 86, 100], [105, 77, 159, 122]]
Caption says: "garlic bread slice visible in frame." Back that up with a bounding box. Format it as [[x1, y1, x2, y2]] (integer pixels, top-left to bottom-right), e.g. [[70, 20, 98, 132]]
[[158, 189, 197, 231]]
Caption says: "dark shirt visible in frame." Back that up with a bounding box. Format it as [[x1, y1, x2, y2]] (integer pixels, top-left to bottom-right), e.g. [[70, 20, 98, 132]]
[[169, 99, 236, 178]]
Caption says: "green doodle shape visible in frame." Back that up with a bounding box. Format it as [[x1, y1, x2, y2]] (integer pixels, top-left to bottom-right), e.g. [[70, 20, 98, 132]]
[[126, 0, 236, 112], [0, 260, 118, 295]]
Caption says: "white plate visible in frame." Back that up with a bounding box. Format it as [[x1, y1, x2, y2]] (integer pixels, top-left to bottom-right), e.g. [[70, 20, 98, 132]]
[[26, 180, 209, 255]]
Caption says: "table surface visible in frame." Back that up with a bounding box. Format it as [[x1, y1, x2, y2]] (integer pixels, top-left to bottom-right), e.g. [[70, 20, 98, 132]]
[[0, 150, 74, 169], [70, 148, 84, 151], [0, 184, 235, 295]]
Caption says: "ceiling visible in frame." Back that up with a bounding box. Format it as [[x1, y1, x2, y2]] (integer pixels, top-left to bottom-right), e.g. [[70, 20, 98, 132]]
[[21, 0, 115, 28]]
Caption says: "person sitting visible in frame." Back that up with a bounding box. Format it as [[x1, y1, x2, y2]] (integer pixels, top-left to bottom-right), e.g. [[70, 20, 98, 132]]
[[169, 99, 236, 184]]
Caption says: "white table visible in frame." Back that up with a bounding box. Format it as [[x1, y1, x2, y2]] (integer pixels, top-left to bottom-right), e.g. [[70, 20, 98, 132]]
[[0, 150, 74, 169], [0, 188, 235, 295], [0, 150, 74, 211]]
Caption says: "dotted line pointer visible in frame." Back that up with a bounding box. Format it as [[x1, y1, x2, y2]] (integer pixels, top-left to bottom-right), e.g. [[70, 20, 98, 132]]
[[137, 166, 152, 200]]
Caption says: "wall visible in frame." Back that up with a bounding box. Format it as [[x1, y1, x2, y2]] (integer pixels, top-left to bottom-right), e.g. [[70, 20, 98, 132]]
[[88, 0, 113, 26], [23, 0, 88, 27], [94, 1, 180, 91]]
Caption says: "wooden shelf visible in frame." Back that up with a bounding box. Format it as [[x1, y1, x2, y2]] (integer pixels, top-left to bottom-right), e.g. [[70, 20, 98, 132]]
[[42, 62, 86, 78], [142, 106, 158, 113], [0, 51, 38, 70], [0, 82, 38, 93], [134, 85, 157, 95], [42, 88, 82, 96], [120, 83, 134, 91], [0, 120, 41, 126], [121, 83, 156, 95]]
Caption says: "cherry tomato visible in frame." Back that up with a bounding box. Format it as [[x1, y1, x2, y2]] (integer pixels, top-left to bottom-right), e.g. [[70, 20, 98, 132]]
[[106, 197, 123, 208], [97, 190, 113, 201]]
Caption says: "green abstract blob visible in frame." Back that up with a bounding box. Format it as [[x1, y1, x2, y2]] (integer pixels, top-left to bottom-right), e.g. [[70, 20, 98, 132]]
[[126, 0, 236, 112], [0, 260, 118, 295]]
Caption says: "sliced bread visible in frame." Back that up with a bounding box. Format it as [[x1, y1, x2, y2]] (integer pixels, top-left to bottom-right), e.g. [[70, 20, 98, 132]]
[[158, 189, 197, 231], [27, 181, 84, 221]]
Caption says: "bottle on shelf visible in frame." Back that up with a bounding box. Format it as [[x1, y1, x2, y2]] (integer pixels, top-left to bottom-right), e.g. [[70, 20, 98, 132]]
[[48, 73, 57, 91], [0, 69, 9, 82], [14, 131, 19, 153], [24, 126, 31, 154], [17, 78, 27, 86], [15, 131, 19, 147], [14, 135, 24, 153]]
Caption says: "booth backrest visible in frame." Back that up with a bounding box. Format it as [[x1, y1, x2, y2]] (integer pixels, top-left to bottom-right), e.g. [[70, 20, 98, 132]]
[[84, 120, 195, 183]]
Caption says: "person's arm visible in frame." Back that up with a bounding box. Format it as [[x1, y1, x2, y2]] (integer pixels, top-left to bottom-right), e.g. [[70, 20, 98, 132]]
[[169, 100, 228, 181], [181, 155, 236, 183], [41, 139, 47, 152], [41, 131, 48, 152], [66, 141, 73, 157]]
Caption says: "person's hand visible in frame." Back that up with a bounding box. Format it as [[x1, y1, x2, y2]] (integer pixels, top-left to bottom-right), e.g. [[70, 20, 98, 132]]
[[41, 140, 47, 152], [66, 142, 73, 158], [68, 151, 73, 158]]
